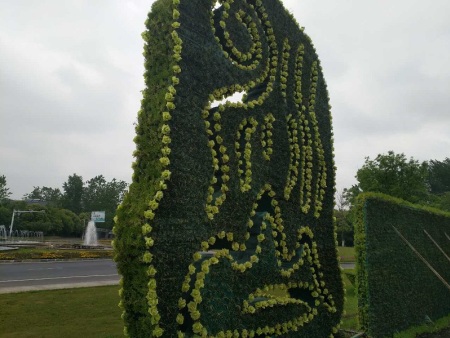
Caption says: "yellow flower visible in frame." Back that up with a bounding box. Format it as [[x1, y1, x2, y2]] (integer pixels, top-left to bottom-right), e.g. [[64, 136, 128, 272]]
[[142, 252, 153, 263], [152, 327, 164, 337]]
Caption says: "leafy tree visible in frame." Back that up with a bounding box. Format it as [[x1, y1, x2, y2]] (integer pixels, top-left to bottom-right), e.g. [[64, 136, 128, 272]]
[[0, 205, 10, 226], [427, 158, 450, 195], [78, 211, 91, 225], [436, 192, 450, 212], [342, 185, 361, 207], [23, 187, 42, 200], [14, 205, 48, 232], [335, 190, 353, 246], [62, 174, 84, 214], [82, 175, 128, 229], [334, 209, 353, 247], [346, 151, 428, 204], [23, 186, 62, 207], [54, 208, 83, 236], [13, 205, 83, 236], [0, 175, 12, 202], [0, 200, 27, 228]]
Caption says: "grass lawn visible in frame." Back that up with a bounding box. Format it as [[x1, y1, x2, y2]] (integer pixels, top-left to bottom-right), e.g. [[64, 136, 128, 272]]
[[0, 270, 360, 337], [0, 244, 358, 336], [337, 246, 355, 262], [4, 270, 445, 337], [340, 270, 358, 330], [0, 286, 123, 338]]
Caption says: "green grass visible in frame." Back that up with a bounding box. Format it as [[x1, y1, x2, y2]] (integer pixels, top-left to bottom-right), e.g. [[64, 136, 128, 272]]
[[340, 269, 358, 330], [11, 267, 445, 337], [0, 270, 360, 337], [337, 246, 355, 262], [0, 286, 124, 338]]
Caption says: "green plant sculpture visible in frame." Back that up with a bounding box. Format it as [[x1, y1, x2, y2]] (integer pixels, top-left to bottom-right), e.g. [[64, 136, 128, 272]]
[[113, 0, 343, 336], [354, 193, 450, 338]]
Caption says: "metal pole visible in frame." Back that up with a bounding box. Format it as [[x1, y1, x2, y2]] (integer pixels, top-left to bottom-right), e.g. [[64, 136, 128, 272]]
[[9, 209, 16, 238]]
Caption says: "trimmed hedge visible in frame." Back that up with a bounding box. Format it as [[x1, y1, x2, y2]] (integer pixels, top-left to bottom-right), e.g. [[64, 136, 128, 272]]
[[354, 193, 450, 338], [114, 0, 343, 337]]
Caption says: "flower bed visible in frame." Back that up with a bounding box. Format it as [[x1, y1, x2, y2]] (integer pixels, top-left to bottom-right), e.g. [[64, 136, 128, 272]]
[[0, 248, 113, 261]]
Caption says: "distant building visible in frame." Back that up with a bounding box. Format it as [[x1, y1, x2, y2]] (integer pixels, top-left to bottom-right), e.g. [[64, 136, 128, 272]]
[[24, 199, 49, 206]]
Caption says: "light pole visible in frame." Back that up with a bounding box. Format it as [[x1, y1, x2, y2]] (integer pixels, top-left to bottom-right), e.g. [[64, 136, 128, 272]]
[[9, 209, 45, 238]]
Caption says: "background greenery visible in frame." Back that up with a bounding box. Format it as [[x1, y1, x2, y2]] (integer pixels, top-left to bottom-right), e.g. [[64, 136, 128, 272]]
[[334, 152, 450, 249], [0, 173, 127, 235]]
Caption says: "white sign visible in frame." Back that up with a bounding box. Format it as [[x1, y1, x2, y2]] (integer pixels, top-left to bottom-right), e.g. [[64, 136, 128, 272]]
[[91, 211, 105, 222]]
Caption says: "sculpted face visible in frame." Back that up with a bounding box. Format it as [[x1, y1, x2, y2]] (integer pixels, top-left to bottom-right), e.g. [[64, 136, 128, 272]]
[[114, 0, 343, 337]]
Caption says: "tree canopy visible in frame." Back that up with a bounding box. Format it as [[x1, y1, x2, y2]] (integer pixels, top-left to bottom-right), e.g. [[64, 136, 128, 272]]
[[61, 174, 84, 214], [343, 151, 450, 214], [0, 175, 11, 202], [82, 175, 128, 229], [344, 151, 429, 204], [23, 186, 62, 207], [427, 158, 450, 195]]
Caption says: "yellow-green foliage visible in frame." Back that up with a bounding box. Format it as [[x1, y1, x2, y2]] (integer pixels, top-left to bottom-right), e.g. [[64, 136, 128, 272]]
[[114, 0, 343, 337], [354, 193, 450, 338]]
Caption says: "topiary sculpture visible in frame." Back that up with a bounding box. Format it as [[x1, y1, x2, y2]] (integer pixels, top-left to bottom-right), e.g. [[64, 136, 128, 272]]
[[113, 0, 343, 336]]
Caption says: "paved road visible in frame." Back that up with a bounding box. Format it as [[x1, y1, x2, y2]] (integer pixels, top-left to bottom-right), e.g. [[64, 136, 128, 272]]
[[341, 262, 355, 270], [0, 259, 119, 294], [0, 259, 355, 294]]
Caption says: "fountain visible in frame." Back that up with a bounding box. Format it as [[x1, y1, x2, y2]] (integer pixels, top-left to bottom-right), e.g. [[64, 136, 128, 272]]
[[0, 225, 7, 241], [83, 221, 98, 246]]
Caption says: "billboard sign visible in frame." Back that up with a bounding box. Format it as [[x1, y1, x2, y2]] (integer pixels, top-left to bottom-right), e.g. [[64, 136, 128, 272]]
[[91, 211, 105, 222]]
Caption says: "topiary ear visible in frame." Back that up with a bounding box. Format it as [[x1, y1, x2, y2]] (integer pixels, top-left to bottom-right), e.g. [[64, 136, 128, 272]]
[[114, 0, 343, 337]]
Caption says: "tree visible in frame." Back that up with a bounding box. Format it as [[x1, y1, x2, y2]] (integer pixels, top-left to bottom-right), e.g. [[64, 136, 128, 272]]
[[0, 205, 10, 226], [342, 185, 361, 207], [23, 186, 62, 207], [0, 175, 12, 202], [346, 151, 429, 204], [334, 209, 353, 246], [62, 174, 84, 214], [0, 200, 27, 226], [427, 158, 450, 195], [23, 186, 41, 200], [436, 192, 450, 212], [426, 158, 450, 212], [82, 175, 128, 229], [335, 190, 353, 246], [14, 204, 83, 236]]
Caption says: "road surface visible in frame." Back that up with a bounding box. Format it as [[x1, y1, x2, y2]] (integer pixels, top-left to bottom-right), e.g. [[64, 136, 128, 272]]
[[0, 259, 355, 294], [341, 262, 355, 270], [0, 259, 119, 294]]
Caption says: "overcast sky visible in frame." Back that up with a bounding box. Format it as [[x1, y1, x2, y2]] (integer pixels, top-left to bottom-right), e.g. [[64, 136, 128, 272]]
[[1, 0, 449, 200]]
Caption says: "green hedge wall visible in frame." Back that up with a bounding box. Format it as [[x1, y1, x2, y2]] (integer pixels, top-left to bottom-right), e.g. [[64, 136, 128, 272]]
[[354, 193, 450, 338], [113, 0, 343, 336]]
